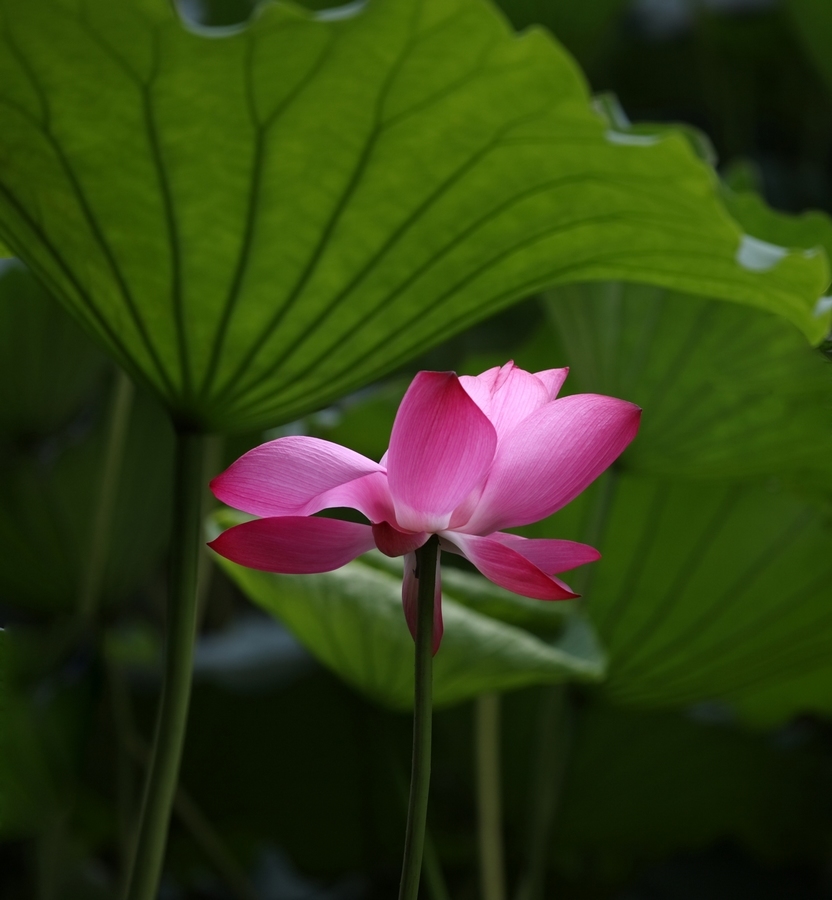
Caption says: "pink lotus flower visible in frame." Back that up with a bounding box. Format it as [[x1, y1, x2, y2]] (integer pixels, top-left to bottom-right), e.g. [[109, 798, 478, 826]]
[[209, 363, 640, 651]]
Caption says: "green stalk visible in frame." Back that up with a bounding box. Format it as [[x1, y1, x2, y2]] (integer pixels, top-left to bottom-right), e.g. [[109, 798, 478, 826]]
[[122, 429, 208, 900], [476, 692, 506, 900], [389, 725, 452, 900], [79, 368, 134, 621], [514, 686, 574, 900], [398, 535, 439, 900]]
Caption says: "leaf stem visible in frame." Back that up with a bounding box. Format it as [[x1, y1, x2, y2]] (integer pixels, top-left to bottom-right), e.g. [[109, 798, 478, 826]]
[[514, 686, 575, 900], [79, 367, 134, 621], [122, 429, 207, 900], [476, 692, 506, 900], [398, 535, 439, 900]]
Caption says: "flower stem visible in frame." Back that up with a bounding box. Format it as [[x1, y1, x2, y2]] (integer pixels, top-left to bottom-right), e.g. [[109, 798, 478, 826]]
[[476, 692, 506, 900], [514, 686, 574, 900], [121, 429, 207, 900], [79, 367, 134, 622], [398, 534, 439, 900]]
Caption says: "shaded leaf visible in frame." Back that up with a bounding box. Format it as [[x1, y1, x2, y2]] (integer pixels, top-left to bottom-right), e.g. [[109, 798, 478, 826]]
[[0, 0, 828, 433], [788, 0, 832, 96], [210, 515, 605, 710], [0, 388, 173, 612], [0, 260, 106, 438], [529, 702, 831, 881], [0, 628, 6, 832], [581, 475, 832, 726], [523, 280, 832, 725], [176, 670, 405, 875], [0, 686, 60, 837], [0, 630, 103, 841], [547, 282, 832, 487]]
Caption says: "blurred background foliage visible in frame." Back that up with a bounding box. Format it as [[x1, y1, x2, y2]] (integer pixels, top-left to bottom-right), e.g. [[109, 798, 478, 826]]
[[2, 0, 832, 898]]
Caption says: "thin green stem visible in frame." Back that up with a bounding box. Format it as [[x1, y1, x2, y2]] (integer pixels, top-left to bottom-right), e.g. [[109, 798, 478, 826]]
[[476, 692, 506, 900], [121, 429, 208, 900], [195, 434, 225, 631], [514, 687, 574, 900], [398, 535, 439, 900], [389, 724, 451, 900], [79, 368, 134, 621]]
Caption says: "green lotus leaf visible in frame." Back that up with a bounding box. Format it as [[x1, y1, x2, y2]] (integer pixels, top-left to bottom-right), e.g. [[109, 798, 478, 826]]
[[788, 0, 832, 95], [546, 702, 830, 880], [0, 261, 106, 438], [0, 0, 828, 432], [520, 280, 832, 726], [577, 475, 832, 727], [546, 282, 832, 487], [0, 388, 173, 612]]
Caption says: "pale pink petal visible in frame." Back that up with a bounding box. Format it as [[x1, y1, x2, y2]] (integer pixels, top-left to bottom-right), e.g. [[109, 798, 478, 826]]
[[486, 365, 549, 439], [386, 372, 497, 532], [534, 367, 569, 400], [462, 394, 641, 534], [208, 516, 375, 574], [372, 521, 429, 557], [489, 532, 600, 573], [490, 366, 549, 439], [402, 550, 444, 654], [442, 533, 578, 600], [461, 362, 564, 440], [458, 366, 502, 418], [211, 437, 383, 517], [446, 365, 565, 527]]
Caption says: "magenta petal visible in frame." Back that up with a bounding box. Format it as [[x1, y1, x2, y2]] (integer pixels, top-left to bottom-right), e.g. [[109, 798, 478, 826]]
[[402, 551, 444, 654], [386, 372, 497, 532], [534, 367, 569, 400], [372, 521, 429, 557], [464, 394, 641, 533], [312, 471, 395, 523], [211, 437, 383, 517], [444, 533, 578, 600], [208, 516, 375, 574], [489, 532, 600, 574]]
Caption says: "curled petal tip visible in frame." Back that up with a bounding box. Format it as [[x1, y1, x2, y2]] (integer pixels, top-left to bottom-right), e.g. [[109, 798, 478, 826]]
[[208, 473, 224, 499], [447, 533, 580, 600]]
